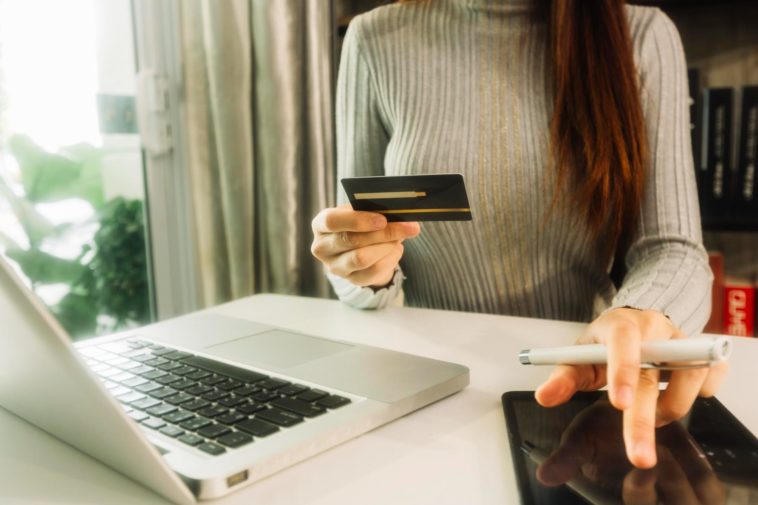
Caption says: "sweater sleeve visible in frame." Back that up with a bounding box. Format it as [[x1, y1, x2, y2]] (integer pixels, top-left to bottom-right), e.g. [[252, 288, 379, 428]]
[[328, 15, 405, 309], [609, 10, 713, 336]]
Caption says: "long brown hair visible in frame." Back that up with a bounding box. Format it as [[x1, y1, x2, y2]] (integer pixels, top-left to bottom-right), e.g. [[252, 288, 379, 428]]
[[549, 0, 647, 262], [394, 0, 647, 261]]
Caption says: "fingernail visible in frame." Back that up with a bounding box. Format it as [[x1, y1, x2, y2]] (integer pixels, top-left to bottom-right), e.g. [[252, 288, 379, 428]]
[[616, 385, 633, 408], [633, 441, 655, 466], [401, 222, 420, 234], [372, 216, 386, 229]]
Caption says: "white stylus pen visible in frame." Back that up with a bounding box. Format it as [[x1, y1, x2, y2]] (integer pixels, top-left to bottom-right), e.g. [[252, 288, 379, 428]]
[[519, 337, 731, 367]]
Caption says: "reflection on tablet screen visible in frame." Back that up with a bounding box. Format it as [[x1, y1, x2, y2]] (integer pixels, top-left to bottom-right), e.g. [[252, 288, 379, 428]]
[[502, 391, 758, 505]]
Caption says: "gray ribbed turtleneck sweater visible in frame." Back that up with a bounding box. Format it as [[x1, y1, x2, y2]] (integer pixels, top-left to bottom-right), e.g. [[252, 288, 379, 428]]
[[328, 0, 712, 336]]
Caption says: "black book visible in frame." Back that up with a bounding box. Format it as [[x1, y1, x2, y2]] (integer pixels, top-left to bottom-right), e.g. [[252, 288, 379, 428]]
[[734, 86, 758, 223], [688, 69, 702, 171], [700, 87, 734, 224]]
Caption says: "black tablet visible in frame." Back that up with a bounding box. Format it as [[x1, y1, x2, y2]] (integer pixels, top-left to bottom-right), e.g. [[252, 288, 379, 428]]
[[502, 391, 758, 505]]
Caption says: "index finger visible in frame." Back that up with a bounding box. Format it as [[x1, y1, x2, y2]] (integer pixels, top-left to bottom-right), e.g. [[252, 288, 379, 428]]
[[312, 204, 387, 234], [603, 320, 643, 411]]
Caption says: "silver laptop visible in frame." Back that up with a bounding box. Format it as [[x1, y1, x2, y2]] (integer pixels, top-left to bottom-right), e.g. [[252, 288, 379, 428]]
[[0, 257, 469, 504]]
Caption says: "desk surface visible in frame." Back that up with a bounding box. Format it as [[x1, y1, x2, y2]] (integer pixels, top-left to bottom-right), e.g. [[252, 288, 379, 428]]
[[1, 294, 756, 505]]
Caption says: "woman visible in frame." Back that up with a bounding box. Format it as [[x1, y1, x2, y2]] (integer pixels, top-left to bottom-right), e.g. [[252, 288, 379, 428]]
[[310, 0, 727, 469]]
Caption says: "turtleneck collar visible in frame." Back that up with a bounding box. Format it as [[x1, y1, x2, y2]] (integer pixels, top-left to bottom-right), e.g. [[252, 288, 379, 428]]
[[452, 0, 536, 14]]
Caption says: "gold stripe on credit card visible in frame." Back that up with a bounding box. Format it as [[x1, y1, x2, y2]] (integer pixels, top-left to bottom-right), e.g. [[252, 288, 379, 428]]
[[354, 191, 427, 200], [377, 208, 471, 214]]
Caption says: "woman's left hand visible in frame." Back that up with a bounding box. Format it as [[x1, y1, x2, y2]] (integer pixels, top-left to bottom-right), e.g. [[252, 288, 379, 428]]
[[534, 307, 729, 469]]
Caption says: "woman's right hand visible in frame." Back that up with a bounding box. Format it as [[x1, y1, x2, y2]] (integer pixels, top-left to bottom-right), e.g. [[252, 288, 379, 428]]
[[311, 204, 420, 288]]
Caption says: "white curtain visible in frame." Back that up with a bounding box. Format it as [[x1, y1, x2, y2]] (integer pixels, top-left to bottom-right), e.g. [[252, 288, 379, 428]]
[[180, 0, 335, 306]]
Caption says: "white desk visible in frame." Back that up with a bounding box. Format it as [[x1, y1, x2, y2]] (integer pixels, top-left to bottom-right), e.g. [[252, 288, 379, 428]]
[[1, 294, 756, 504]]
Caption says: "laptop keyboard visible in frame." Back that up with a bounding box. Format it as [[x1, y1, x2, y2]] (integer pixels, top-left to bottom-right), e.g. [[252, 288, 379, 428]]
[[79, 339, 352, 457]]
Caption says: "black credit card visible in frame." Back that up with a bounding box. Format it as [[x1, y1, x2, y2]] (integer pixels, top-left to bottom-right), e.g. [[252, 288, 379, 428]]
[[341, 174, 472, 222]]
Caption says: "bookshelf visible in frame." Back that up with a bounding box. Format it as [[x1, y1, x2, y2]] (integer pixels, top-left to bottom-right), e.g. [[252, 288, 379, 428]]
[[629, 1, 758, 336]]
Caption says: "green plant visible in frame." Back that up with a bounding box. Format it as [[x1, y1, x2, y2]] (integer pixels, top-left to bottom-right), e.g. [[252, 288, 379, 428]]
[[91, 197, 149, 325], [0, 134, 150, 338]]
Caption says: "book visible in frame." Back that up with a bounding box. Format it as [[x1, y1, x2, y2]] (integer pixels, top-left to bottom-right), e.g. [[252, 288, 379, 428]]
[[700, 88, 735, 224], [723, 280, 755, 337], [734, 86, 758, 223]]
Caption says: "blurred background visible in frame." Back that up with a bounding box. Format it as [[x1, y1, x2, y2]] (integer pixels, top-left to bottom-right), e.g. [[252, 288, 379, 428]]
[[0, 0, 755, 341]]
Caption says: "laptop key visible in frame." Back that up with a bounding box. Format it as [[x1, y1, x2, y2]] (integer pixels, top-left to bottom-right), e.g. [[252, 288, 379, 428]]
[[258, 378, 290, 390], [132, 397, 162, 410], [217, 431, 253, 448], [236, 418, 279, 437], [181, 399, 211, 412], [251, 391, 278, 403], [164, 351, 193, 361], [217, 412, 246, 425], [170, 365, 198, 376], [123, 348, 149, 358], [147, 403, 178, 417], [151, 387, 179, 400], [197, 442, 226, 456], [111, 386, 131, 397], [128, 410, 149, 422], [297, 389, 329, 402], [103, 380, 120, 390], [316, 395, 352, 409], [142, 417, 166, 430], [140, 369, 167, 380], [202, 390, 229, 402], [217, 396, 247, 408], [178, 433, 204, 446], [164, 410, 195, 424], [200, 374, 226, 386], [135, 381, 162, 393], [117, 391, 145, 404], [156, 361, 183, 372], [186, 384, 213, 396], [112, 372, 135, 382], [181, 356, 268, 384], [105, 356, 129, 367], [159, 425, 184, 438], [237, 401, 267, 415], [186, 370, 211, 381], [133, 354, 157, 363], [232, 385, 259, 397], [155, 373, 182, 385], [165, 392, 194, 405], [279, 384, 308, 396], [151, 347, 175, 356], [256, 408, 303, 427], [169, 378, 196, 391], [198, 405, 229, 418], [79, 346, 107, 358], [197, 423, 231, 439], [270, 397, 327, 418], [123, 376, 148, 388], [180, 416, 213, 431], [145, 358, 169, 367], [217, 379, 243, 391], [132, 365, 156, 376], [117, 360, 143, 371]]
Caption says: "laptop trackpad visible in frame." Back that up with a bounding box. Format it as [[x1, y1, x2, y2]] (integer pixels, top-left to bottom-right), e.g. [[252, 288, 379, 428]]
[[205, 330, 353, 370]]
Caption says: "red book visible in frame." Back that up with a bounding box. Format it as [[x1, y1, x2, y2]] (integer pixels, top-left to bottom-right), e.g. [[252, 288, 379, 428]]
[[705, 252, 724, 334], [723, 281, 755, 337]]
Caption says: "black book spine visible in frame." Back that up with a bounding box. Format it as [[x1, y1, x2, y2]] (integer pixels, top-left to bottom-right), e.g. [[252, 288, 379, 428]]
[[700, 88, 734, 224], [735, 86, 758, 223], [688, 69, 701, 171]]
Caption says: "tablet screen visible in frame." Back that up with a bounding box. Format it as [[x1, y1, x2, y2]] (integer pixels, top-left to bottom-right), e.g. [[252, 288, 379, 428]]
[[502, 391, 758, 505]]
